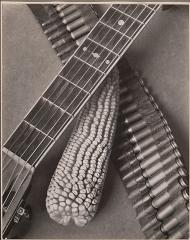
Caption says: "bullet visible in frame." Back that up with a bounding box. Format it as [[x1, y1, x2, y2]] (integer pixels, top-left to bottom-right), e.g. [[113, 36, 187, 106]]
[[133, 135, 155, 153], [117, 149, 134, 162], [154, 171, 187, 197], [47, 28, 67, 41], [140, 152, 160, 169], [149, 173, 180, 198], [133, 193, 151, 208], [45, 5, 57, 16], [119, 94, 133, 107], [169, 222, 189, 239], [139, 104, 155, 118], [61, 57, 69, 65], [119, 161, 132, 174], [126, 178, 138, 189], [137, 183, 185, 218], [161, 207, 188, 233], [151, 120, 165, 134], [134, 175, 185, 209], [126, 173, 144, 188], [44, 21, 64, 34], [119, 86, 129, 97], [119, 127, 131, 139], [62, 9, 82, 25], [121, 102, 138, 115], [158, 134, 173, 148], [137, 144, 158, 161], [56, 4, 71, 12], [66, 17, 86, 32], [52, 34, 72, 49], [143, 158, 173, 178], [117, 140, 131, 151], [58, 5, 79, 18], [130, 127, 152, 143], [142, 160, 164, 178], [125, 112, 142, 125], [135, 174, 145, 183], [42, 15, 60, 27], [141, 217, 158, 232], [59, 48, 79, 64], [136, 204, 155, 219], [126, 119, 147, 134], [149, 228, 168, 239], [75, 35, 86, 46], [128, 182, 147, 198], [152, 178, 187, 209], [122, 164, 142, 183], [71, 24, 91, 39], [157, 193, 186, 220], [56, 42, 77, 56], [117, 146, 134, 160], [146, 163, 182, 188]]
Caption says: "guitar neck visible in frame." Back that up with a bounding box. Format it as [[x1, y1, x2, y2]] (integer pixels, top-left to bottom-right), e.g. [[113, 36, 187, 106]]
[[3, 4, 160, 168]]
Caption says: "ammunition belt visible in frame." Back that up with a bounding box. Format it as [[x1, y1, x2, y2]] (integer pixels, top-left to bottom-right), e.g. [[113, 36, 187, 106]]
[[29, 4, 97, 64], [113, 59, 189, 239], [29, 4, 189, 238]]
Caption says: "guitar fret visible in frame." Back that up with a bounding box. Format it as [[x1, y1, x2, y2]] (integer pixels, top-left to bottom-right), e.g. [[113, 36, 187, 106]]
[[3, 4, 161, 183], [4, 121, 54, 165], [60, 56, 104, 92], [144, 4, 156, 11], [101, 7, 144, 39], [73, 55, 106, 75], [87, 37, 120, 56], [42, 96, 73, 117], [100, 20, 130, 39], [58, 74, 90, 95], [2, 147, 34, 171], [112, 6, 145, 25], [23, 120, 55, 141], [24, 97, 72, 139]]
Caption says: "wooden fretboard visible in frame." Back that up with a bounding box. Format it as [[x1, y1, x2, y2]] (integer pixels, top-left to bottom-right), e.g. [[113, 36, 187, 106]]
[[3, 4, 160, 168]]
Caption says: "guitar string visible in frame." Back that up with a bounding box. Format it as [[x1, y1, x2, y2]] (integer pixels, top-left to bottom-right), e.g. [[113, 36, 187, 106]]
[[31, 5, 143, 139], [2, 3, 140, 170], [2, 3, 133, 181], [2, 3, 121, 197], [3, 3, 160, 214], [2, 3, 139, 185], [1, 4, 119, 171], [3, 3, 157, 210], [3, 2, 157, 210], [3, 3, 154, 210]]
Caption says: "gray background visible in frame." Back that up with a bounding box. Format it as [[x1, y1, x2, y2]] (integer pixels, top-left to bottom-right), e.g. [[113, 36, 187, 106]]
[[2, 3, 189, 239]]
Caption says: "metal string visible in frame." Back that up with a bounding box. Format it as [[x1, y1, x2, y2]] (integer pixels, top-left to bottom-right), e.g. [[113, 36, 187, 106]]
[[2, 3, 140, 171], [3, 4, 158, 212], [2, 2, 153, 210], [2, 2, 156, 206]]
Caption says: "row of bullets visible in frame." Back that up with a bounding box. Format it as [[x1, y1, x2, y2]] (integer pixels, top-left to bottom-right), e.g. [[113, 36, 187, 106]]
[[29, 4, 98, 64], [113, 59, 189, 239]]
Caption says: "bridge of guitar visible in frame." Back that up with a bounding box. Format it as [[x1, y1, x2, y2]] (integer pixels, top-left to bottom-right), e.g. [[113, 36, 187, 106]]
[[2, 149, 34, 236]]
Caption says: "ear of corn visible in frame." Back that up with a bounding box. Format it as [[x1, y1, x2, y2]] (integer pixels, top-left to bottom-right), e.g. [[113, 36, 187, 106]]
[[46, 68, 119, 226]]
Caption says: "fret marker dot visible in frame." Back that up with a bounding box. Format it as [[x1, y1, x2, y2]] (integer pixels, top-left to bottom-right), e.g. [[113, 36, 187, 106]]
[[83, 47, 87, 51], [118, 20, 124, 26], [92, 52, 100, 58], [105, 59, 110, 64]]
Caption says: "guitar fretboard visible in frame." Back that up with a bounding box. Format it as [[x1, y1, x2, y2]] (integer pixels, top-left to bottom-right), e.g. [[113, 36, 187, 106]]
[[3, 4, 160, 167]]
